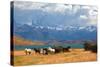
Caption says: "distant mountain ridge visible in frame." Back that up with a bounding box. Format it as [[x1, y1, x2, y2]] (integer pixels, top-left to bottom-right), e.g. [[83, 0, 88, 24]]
[[13, 23, 97, 41]]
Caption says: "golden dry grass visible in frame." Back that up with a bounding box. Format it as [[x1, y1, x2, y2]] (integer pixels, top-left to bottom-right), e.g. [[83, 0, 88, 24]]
[[12, 49, 97, 66]]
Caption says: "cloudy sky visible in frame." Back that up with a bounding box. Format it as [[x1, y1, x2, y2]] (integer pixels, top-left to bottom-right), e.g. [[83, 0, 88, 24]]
[[13, 1, 98, 27]]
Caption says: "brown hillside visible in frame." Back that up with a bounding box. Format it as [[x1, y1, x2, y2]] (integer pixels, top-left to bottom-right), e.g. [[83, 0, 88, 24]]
[[12, 36, 45, 45]]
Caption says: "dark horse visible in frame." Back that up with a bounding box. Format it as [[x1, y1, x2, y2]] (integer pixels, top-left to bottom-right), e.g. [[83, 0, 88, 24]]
[[33, 48, 40, 54], [33, 48, 48, 55], [63, 46, 71, 52]]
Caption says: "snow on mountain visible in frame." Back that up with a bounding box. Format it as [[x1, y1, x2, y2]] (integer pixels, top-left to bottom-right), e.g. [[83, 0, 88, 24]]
[[28, 24, 97, 32]]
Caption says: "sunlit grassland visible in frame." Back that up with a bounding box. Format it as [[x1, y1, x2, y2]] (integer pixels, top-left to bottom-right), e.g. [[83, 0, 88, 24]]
[[13, 49, 97, 66]]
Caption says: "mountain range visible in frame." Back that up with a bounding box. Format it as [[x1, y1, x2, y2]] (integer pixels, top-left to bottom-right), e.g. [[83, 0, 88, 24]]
[[13, 22, 97, 41]]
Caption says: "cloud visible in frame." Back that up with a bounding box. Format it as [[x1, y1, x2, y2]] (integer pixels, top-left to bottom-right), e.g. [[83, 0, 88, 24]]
[[55, 4, 72, 13], [14, 1, 47, 10], [80, 15, 88, 19], [13, 1, 98, 26], [72, 5, 80, 14], [14, 1, 75, 14], [82, 6, 91, 10], [88, 7, 98, 25], [89, 8, 98, 16], [43, 4, 73, 14], [79, 6, 97, 26], [14, 1, 98, 15]]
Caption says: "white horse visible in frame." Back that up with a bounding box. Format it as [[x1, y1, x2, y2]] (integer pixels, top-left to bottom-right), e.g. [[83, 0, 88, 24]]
[[48, 47, 55, 53], [40, 48, 47, 55], [40, 48, 44, 54], [25, 48, 32, 55]]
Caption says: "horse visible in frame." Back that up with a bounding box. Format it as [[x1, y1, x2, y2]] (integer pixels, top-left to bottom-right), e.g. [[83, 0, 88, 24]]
[[63, 46, 71, 52], [47, 47, 55, 54], [40, 48, 44, 54], [33, 48, 40, 54], [53, 46, 63, 53], [40, 48, 48, 55], [33, 48, 48, 55], [24, 48, 32, 55]]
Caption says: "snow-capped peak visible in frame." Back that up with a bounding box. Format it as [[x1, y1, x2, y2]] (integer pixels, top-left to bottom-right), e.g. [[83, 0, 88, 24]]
[[22, 23, 97, 32]]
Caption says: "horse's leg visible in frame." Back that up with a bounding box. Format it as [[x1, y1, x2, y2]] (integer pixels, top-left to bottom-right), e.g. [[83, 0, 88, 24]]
[[26, 52, 27, 55], [29, 52, 31, 55], [26, 51, 28, 55], [28, 52, 29, 55], [25, 51, 27, 55]]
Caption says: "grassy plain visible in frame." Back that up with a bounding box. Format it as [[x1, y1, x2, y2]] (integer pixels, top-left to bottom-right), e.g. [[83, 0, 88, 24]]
[[12, 49, 97, 66]]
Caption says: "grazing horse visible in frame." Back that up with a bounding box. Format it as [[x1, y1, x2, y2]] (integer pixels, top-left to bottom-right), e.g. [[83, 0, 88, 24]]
[[54, 48, 63, 53], [53, 46, 63, 53], [47, 47, 55, 54], [33, 48, 48, 55], [63, 46, 71, 52], [33, 48, 40, 54], [24, 48, 32, 55], [43, 48, 48, 55], [40, 48, 44, 54], [40, 48, 48, 55]]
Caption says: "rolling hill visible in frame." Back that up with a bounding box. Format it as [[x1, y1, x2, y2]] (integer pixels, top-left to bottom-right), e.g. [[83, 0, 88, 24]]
[[13, 36, 45, 45]]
